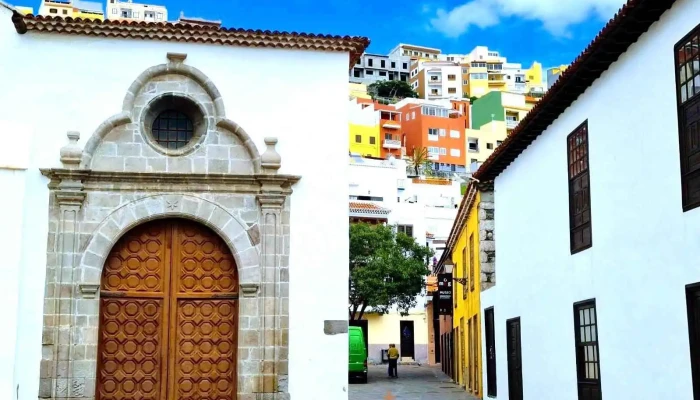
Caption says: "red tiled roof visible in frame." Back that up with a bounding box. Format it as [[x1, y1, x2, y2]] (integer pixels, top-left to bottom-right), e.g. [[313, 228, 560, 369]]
[[9, 13, 370, 69], [349, 202, 390, 215], [474, 0, 676, 182]]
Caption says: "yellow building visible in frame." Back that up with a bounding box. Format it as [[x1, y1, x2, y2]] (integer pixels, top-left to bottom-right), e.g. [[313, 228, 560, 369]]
[[15, 6, 33, 15], [438, 182, 495, 398], [38, 0, 105, 20], [525, 61, 546, 96], [546, 64, 569, 89], [466, 91, 535, 168], [349, 82, 371, 100], [359, 311, 429, 363], [348, 99, 381, 157]]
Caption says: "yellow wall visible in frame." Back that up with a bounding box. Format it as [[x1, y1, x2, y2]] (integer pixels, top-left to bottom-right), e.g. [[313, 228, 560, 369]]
[[465, 121, 508, 164], [74, 10, 105, 20], [452, 191, 483, 397], [526, 61, 544, 91], [349, 83, 371, 100], [363, 312, 429, 345], [349, 123, 380, 157], [466, 66, 489, 98], [15, 6, 34, 15]]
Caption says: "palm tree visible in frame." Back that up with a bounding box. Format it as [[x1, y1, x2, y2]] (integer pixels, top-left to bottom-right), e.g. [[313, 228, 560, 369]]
[[408, 147, 431, 176]]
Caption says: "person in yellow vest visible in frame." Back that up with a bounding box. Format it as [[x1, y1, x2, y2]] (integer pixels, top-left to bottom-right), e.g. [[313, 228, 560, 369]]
[[387, 344, 400, 378]]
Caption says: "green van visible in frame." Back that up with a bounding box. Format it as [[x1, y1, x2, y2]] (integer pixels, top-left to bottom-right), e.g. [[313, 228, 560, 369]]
[[348, 326, 368, 383]]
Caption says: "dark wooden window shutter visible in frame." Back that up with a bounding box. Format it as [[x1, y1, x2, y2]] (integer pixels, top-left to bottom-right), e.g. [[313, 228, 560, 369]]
[[676, 26, 700, 211], [567, 121, 592, 254]]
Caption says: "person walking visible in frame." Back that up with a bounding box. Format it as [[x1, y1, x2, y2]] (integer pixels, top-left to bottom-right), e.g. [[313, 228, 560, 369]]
[[387, 344, 399, 378]]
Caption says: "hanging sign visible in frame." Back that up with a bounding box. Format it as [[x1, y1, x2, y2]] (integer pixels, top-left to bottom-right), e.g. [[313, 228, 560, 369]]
[[437, 273, 453, 316]]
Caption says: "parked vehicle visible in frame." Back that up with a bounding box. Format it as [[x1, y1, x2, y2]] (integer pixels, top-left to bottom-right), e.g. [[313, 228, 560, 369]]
[[348, 326, 368, 383]]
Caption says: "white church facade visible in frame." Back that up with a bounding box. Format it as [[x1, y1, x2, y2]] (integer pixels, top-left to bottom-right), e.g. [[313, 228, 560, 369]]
[[0, 6, 368, 400]]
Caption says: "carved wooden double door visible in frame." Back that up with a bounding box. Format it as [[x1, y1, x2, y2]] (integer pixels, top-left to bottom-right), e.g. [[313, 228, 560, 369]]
[[97, 219, 239, 400]]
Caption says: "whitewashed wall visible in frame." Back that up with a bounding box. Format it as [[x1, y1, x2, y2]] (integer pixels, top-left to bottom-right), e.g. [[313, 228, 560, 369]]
[[0, 8, 351, 399], [482, 1, 700, 399]]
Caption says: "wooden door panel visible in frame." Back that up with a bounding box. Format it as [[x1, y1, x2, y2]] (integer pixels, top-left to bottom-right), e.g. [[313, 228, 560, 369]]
[[97, 219, 238, 400], [174, 299, 237, 399], [98, 298, 165, 400], [174, 221, 238, 295], [101, 222, 168, 293]]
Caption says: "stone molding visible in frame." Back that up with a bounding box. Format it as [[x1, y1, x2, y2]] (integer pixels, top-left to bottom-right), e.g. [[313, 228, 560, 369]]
[[79, 55, 263, 174], [40, 56, 298, 400]]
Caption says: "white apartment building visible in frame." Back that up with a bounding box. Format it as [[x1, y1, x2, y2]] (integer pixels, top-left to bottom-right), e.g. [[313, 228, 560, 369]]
[[106, 0, 167, 22], [389, 43, 441, 60], [409, 61, 463, 99], [349, 155, 461, 253], [349, 155, 461, 363], [350, 53, 411, 84], [476, 0, 700, 399]]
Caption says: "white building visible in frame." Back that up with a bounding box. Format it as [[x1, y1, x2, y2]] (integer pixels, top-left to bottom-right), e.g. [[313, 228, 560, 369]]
[[350, 53, 411, 84], [409, 61, 464, 99], [348, 155, 461, 363], [0, 5, 368, 400], [474, 0, 700, 399], [106, 0, 167, 22]]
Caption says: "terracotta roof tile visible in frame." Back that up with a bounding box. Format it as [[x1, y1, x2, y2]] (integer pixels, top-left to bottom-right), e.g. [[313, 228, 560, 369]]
[[10, 13, 370, 69], [349, 202, 390, 215], [474, 0, 676, 181]]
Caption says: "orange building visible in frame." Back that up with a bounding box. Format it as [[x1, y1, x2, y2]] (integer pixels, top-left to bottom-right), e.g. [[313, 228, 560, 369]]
[[397, 99, 469, 173], [376, 103, 403, 158]]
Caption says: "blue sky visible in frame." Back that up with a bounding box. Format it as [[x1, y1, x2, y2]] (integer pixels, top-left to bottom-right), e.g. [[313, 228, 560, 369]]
[[30, 0, 626, 68]]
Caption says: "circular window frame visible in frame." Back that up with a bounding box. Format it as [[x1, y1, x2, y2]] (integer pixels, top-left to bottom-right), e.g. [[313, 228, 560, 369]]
[[141, 93, 209, 156]]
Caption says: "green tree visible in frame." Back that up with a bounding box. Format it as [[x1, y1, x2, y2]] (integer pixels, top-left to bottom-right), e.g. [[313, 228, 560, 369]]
[[349, 223, 433, 320], [408, 146, 432, 176], [368, 80, 418, 100]]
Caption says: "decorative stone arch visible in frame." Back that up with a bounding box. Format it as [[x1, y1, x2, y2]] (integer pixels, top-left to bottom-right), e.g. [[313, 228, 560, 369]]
[[39, 52, 299, 400], [77, 194, 261, 292], [79, 54, 263, 173]]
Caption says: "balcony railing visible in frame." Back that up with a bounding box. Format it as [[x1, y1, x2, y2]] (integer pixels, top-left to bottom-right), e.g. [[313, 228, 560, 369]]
[[383, 139, 402, 149], [506, 119, 518, 129], [428, 79, 442, 84], [412, 177, 452, 186]]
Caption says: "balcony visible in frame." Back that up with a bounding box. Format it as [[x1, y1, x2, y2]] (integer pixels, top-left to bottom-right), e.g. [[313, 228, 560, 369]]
[[506, 119, 518, 129], [488, 79, 506, 86], [382, 122, 401, 129], [428, 78, 442, 84], [383, 139, 402, 149], [412, 177, 452, 186], [428, 153, 439, 161]]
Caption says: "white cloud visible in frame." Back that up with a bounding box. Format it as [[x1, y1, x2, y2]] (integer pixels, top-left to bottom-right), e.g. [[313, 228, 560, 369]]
[[429, 0, 625, 38]]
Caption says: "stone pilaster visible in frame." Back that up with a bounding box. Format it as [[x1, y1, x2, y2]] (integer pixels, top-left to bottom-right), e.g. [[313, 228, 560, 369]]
[[256, 189, 288, 400], [478, 188, 495, 290], [41, 179, 87, 399]]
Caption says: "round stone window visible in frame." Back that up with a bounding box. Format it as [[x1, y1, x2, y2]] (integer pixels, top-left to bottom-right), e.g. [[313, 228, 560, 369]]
[[143, 94, 207, 155], [152, 110, 194, 150]]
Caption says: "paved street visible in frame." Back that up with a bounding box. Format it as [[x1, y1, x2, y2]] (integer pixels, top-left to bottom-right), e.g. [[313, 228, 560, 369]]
[[349, 364, 479, 400]]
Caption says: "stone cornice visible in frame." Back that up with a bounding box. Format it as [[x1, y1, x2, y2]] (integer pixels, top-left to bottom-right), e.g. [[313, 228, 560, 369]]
[[40, 169, 301, 194]]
